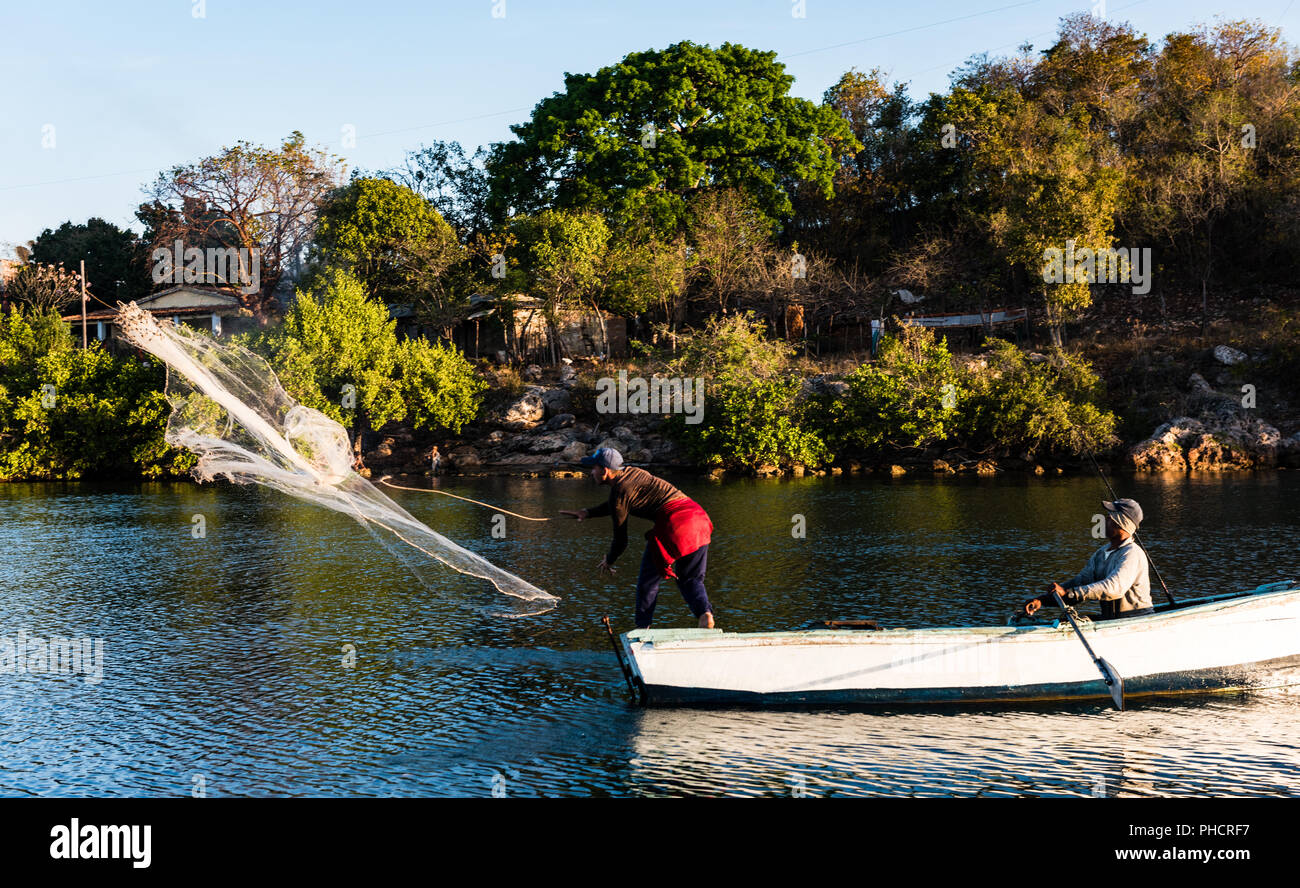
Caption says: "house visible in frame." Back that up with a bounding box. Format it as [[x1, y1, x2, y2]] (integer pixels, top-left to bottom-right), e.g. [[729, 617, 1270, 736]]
[[61, 285, 250, 348], [447, 294, 628, 363]]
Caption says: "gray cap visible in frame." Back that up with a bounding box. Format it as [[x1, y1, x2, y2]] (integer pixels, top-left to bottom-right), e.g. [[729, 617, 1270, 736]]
[[1103, 498, 1143, 533], [581, 447, 624, 470]]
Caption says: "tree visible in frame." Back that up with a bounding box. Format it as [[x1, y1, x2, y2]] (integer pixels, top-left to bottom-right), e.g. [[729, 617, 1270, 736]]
[[5, 262, 83, 313], [142, 132, 344, 318], [486, 40, 859, 237], [29, 218, 152, 303], [600, 212, 690, 324], [395, 141, 494, 239], [252, 269, 484, 461], [506, 209, 611, 358], [311, 176, 463, 313], [684, 188, 775, 314], [931, 83, 1123, 346], [788, 68, 915, 270]]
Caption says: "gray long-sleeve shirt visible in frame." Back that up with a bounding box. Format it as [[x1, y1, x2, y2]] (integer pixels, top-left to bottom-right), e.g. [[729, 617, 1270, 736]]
[[1064, 538, 1153, 617]]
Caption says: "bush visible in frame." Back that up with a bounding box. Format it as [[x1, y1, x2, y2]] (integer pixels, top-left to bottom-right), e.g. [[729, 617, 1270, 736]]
[[668, 377, 829, 470], [655, 313, 828, 470], [819, 324, 963, 454], [962, 339, 1118, 456], [664, 311, 793, 385], [247, 267, 485, 436], [0, 308, 192, 479]]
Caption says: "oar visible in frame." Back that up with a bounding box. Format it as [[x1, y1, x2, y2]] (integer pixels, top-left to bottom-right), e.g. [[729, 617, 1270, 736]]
[[1052, 589, 1125, 711]]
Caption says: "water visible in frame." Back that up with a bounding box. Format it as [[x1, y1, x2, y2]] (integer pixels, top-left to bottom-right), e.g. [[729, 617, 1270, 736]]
[[2, 472, 1299, 796]]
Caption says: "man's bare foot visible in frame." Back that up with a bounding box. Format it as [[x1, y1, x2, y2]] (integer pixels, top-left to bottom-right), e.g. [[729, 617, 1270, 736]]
[[698, 612, 715, 629]]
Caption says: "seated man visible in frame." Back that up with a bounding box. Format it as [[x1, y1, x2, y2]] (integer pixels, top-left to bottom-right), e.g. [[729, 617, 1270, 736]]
[[1024, 498, 1155, 621]]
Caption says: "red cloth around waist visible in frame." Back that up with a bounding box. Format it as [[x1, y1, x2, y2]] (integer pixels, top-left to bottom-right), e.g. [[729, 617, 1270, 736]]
[[646, 496, 712, 578]]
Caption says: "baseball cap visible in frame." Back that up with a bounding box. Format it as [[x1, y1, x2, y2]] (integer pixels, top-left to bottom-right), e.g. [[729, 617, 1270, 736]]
[[1102, 498, 1143, 533], [581, 447, 624, 470]]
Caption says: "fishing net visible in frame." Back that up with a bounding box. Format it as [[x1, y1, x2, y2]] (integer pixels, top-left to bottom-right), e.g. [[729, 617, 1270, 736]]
[[116, 302, 557, 616]]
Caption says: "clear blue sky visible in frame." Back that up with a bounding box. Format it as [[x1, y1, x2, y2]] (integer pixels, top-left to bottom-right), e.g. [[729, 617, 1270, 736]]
[[2, 0, 1296, 250]]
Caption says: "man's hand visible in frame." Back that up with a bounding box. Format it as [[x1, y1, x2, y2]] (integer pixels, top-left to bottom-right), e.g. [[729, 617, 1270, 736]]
[[597, 557, 616, 575], [1023, 597, 1043, 617], [1043, 581, 1068, 600], [560, 509, 589, 521]]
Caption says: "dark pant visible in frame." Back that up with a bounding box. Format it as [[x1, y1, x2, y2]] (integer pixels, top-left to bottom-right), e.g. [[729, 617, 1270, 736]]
[[635, 543, 711, 629]]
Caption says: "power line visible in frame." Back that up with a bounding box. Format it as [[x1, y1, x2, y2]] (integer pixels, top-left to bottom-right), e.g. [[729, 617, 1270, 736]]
[[897, 0, 1155, 82], [780, 0, 1049, 59], [0, 0, 1162, 198]]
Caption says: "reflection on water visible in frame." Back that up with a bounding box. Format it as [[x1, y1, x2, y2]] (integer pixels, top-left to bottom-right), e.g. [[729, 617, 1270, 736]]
[[1, 472, 1298, 796]]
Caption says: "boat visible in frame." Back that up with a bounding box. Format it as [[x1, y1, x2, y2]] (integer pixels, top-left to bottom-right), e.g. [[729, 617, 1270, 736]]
[[616, 581, 1300, 706]]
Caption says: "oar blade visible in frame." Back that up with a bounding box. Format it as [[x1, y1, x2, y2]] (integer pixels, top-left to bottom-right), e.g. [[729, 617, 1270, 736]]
[[1099, 658, 1125, 711]]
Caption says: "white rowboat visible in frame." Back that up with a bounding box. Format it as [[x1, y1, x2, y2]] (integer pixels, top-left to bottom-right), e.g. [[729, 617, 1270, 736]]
[[619, 582, 1300, 706]]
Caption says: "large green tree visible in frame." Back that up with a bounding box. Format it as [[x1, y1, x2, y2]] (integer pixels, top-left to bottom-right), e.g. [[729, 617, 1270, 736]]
[[252, 269, 484, 459], [312, 176, 463, 317], [29, 217, 152, 303], [486, 40, 859, 237]]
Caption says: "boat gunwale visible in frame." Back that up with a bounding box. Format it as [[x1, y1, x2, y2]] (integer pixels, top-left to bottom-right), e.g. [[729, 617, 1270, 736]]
[[624, 583, 1300, 651]]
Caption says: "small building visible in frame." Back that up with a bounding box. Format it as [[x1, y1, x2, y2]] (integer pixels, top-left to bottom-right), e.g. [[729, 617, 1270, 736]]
[[62, 285, 250, 348], [448, 294, 627, 363]]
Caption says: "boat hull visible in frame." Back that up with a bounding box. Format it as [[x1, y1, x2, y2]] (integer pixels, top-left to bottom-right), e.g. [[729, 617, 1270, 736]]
[[620, 584, 1300, 707]]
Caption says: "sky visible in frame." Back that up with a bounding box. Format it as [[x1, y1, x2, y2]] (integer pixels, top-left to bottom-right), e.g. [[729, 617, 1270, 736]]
[[2, 0, 1297, 251]]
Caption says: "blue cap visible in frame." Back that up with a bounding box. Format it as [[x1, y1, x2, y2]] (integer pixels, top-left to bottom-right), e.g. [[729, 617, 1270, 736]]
[[581, 447, 624, 469]]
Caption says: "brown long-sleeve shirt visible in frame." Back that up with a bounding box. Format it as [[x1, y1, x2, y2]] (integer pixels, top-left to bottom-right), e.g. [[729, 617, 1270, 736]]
[[586, 467, 686, 564]]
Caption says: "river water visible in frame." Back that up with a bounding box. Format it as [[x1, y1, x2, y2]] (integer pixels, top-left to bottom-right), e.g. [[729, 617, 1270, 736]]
[[3, 472, 1298, 797]]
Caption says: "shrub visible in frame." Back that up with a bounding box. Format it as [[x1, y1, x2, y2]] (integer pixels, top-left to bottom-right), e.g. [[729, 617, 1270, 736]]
[[0, 308, 192, 479], [819, 324, 963, 454], [668, 377, 830, 470], [961, 339, 1118, 456]]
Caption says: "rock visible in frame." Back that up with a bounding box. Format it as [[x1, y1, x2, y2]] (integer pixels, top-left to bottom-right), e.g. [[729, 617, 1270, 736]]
[[545, 413, 576, 430], [830, 467, 843, 476], [376, 438, 395, 457], [486, 430, 505, 444], [626, 448, 653, 463], [1130, 415, 1283, 471], [889, 465, 907, 476], [755, 463, 781, 477], [611, 425, 637, 441], [572, 423, 602, 445], [527, 432, 573, 453], [1188, 373, 1213, 395], [495, 453, 548, 465], [523, 364, 543, 381], [1033, 464, 1046, 476], [448, 445, 481, 469], [540, 388, 572, 416], [791, 465, 806, 477], [496, 391, 545, 430], [1214, 345, 1248, 365], [932, 459, 954, 474], [800, 375, 850, 398], [596, 437, 625, 454], [558, 363, 577, 384], [560, 440, 589, 462], [975, 460, 998, 476]]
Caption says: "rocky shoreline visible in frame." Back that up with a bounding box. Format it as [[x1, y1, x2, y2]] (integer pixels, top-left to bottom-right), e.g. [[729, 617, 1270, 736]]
[[1128, 372, 1300, 472], [358, 358, 1300, 481]]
